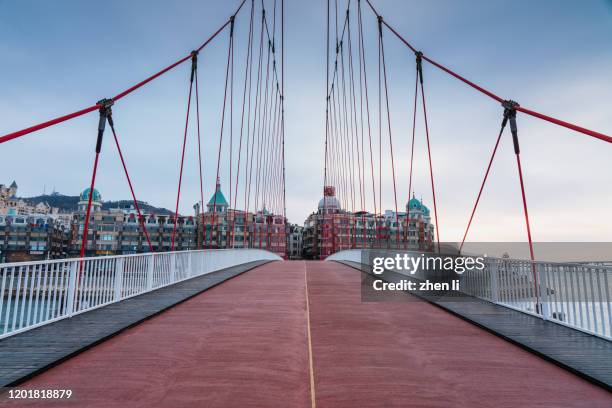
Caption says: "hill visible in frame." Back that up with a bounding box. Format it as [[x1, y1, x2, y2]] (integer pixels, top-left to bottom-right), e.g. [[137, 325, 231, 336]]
[[22, 194, 175, 215]]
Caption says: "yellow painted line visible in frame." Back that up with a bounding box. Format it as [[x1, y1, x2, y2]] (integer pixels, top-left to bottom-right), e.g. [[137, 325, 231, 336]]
[[304, 262, 316, 408]]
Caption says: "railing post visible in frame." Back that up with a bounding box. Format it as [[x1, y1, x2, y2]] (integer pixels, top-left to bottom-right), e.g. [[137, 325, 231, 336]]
[[65, 261, 78, 316], [188, 251, 193, 277], [537, 263, 550, 320], [114, 257, 124, 300], [146, 254, 154, 290], [490, 258, 499, 303], [170, 252, 177, 283]]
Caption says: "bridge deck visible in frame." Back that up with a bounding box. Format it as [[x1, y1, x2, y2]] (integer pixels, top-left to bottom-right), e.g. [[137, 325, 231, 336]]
[[0, 260, 270, 387], [1, 261, 610, 407], [339, 260, 612, 389]]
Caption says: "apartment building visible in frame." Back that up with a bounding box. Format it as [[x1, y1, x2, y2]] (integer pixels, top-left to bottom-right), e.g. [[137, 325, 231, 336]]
[[303, 187, 435, 259]]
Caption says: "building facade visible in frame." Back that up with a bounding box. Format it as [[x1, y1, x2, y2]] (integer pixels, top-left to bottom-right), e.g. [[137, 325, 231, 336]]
[[0, 181, 56, 216], [197, 180, 287, 259], [287, 224, 304, 259], [72, 188, 197, 256], [0, 181, 288, 261], [303, 186, 435, 259], [0, 214, 71, 262], [0, 181, 72, 262]]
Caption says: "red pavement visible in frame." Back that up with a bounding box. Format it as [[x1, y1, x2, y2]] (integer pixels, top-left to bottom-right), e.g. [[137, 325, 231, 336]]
[[2, 261, 610, 407], [2, 261, 311, 408], [306, 261, 611, 408]]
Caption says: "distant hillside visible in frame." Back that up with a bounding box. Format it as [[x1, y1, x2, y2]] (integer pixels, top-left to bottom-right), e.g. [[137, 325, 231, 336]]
[[22, 194, 175, 215], [22, 194, 78, 212]]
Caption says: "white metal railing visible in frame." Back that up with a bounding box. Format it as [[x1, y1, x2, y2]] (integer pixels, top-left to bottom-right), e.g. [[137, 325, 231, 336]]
[[464, 258, 612, 340], [327, 249, 612, 340], [0, 249, 281, 339]]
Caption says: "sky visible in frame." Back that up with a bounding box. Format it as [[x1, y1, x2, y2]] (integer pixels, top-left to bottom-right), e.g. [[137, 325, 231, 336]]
[[1, 0, 611, 242]]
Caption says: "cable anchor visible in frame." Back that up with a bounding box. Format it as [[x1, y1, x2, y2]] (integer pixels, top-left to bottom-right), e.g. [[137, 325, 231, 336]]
[[96, 98, 114, 153], [190, 50, 198, 83], [415, 51, 424, 84], [502, 100, 520, 154]]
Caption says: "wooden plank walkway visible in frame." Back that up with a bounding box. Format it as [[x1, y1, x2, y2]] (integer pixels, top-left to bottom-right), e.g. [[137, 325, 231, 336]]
[[0, 260, 270, 387], [338, 260, 612, 391]]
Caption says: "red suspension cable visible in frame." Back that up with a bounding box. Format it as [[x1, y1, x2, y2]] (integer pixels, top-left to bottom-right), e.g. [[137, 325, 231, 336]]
[[418, 65, 442, 253], [358, 0, 377, 246], [0, 11, 242, 146], [362, 0, 610, 144], [377, 23, 382, 244], [170, 74, 194, 251], [254, 38, 272, 248], [232, 0, 255, 249], [378, 18, 401, 249], [459, 120, 506, 252], [340, 38, 357, 248], [0, 105, 99, 145], [516, 151, 541, 309], [245, 9, 266, 248], [110, 123, 154, 252], [79, 152, 101, 260], [228, 41, 235, 247], [346, 10, 364, 248], [281, 0, 287, 228], [346, 15, 362, 248], [406, 72, 418, 247], [79, 102, 113, 261], [212, 19, 235, 248], [516, 154, 535, 262], [195, 69, 205, 247]]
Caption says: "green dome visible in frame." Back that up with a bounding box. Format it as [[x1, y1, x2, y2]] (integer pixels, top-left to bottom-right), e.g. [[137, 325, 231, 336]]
[[81, 187, 102, 202], [422, 205, 430, 216], [407, 197, 422, 211], [407, 196, 430, 216]]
